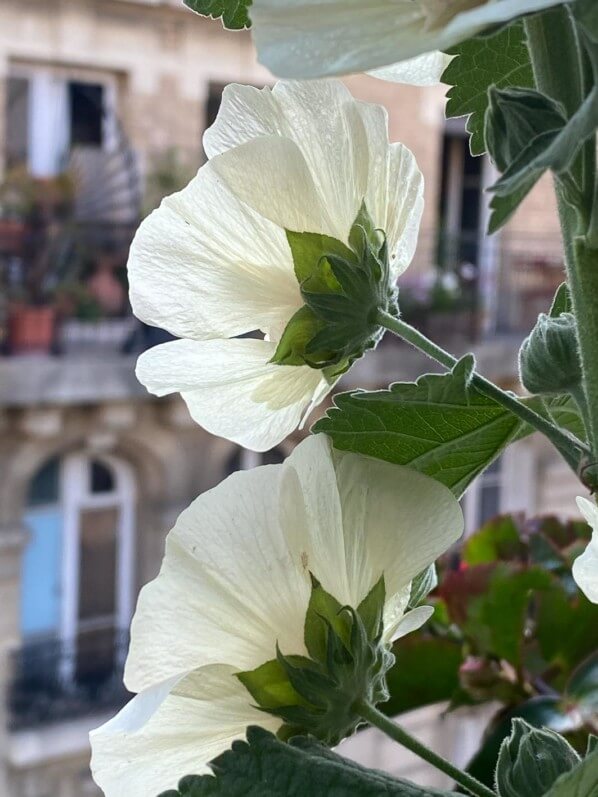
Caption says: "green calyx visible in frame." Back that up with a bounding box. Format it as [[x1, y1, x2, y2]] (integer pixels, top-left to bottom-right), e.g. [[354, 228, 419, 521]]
[[271, 204, 396, 375], [495, 719, 580, 797], [237, 575, 394, 746]]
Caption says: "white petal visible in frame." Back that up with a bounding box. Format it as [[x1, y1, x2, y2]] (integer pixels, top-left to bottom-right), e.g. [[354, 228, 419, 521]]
[[280, 436, 463, 622], [368, 52, 453, 86], [250, 0, 565, 80], [332, 451, 463, 607], [136, 337, 330, 451], [350, 100, 423, 276], [128, 163, 299, 341], [125, 458, 311, 692], [573, 497, 598, 604], [205, 81, 369, 243], [91, 665, 280, 797], [210, 134, 347, 240], [388, 604, 435, 642]]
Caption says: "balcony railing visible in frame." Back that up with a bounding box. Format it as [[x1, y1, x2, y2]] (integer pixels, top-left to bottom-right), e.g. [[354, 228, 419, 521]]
[[0, 222, 566, 357], [8, 631, 130, 731]]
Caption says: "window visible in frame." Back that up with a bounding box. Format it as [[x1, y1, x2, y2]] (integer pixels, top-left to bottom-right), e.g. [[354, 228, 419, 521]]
[[438, 129, 484, 267], [21, 453, 135, 658], [5, 76, 29, 169], [69, 82, 104, 147], [5, 68, 114, 177], [462, 457, 504, 535]]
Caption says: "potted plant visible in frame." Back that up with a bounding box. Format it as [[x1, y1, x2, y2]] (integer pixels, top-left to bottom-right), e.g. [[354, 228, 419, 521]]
[[2, 171, 76, 354]]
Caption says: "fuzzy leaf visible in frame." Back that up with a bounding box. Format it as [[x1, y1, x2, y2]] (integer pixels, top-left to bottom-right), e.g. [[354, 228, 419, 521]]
[[183, 0, 251, 29], [443, 22, 534, 156], [159, 726, 463, 796], [314, 356, 521, 497]]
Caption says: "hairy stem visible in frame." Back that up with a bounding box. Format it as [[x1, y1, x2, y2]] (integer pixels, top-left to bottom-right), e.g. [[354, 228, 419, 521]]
[[377, 311, 588, 476], [525, 9, 598, 482], [356, 701, 496, 797]]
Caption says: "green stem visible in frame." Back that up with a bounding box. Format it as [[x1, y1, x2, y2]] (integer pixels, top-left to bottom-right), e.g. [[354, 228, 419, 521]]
[[377, 310, 588, 476], [356, 701, 496, 797], [525, 9, 598, 473]]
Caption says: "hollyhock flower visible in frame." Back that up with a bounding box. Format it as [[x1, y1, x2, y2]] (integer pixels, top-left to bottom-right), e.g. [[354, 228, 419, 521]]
[[249, 0, 564, 84], [90, 435, 463, 795], [573, 496, 598, 604], [129, 79, 423, 451]]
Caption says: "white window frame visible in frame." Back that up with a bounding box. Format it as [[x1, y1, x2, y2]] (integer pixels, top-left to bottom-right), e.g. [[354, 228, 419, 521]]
[[60, 452, 136, 647], [462, 442, 536, 535], [7, 63, 119, 176]]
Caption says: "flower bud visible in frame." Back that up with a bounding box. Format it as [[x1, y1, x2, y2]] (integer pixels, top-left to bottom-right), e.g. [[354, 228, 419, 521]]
[[496, 719, 579, 797], [519, 313, 582, 396]]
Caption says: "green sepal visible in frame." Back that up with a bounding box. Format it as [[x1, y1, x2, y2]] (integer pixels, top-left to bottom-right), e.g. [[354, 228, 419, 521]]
[[587, 735, 598, 757], [236, 576, 394, 746], [304, 575, 346, 663], [495, 719, 580, 797], [236, 656, 315, 712], [274, 203, 395, 370], [357, 576, 386, 640], [550, 283, 573, 318], [408, 565, 438, 609]]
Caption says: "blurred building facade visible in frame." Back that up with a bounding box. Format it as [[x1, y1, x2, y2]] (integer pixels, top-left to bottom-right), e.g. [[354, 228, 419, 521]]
[[0, 1, 582, 795]]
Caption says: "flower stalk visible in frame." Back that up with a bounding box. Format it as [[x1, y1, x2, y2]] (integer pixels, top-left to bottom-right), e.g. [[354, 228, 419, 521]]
[[525, 7, 598, 478], [376, 310, 590, 478], [355, 700, 496, 797]]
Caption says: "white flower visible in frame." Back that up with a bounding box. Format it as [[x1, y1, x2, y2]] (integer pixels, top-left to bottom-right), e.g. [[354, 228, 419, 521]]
[[90, 435, 463, 796], [129, 79, 423, 451], [573, 496, 598, 604], [250, 0, 564, 84]]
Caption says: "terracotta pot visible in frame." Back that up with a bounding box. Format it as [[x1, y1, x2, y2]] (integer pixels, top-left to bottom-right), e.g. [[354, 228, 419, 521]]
[[8, 305, 56, 353], [0, 219, 27, 255]]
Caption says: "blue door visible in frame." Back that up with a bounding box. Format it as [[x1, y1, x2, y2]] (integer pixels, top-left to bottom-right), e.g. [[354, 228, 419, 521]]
[[21, 456, 62, 638], [21, 509, 62, 636]]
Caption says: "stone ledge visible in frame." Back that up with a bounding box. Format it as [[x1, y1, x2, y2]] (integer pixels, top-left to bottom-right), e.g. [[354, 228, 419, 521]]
[[0, 356, 148, 408]]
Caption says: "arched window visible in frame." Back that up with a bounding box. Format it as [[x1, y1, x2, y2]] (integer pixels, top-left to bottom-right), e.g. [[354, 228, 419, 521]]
[[21, 452, 136, 688]]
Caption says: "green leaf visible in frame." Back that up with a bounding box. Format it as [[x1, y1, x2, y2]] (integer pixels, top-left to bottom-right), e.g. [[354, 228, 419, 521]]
[[485, 86, 566, 173], [160, 726, 463, 796], [183, 0, 251, 29], [314, 356, 522, 497], [542, 746, 598, 797], [443, 21, 534, 156], [384, 636, 461, 716], [462, 565, 553, 666], [566, 652, 598, 721], [489, 87, 598, 231], [536, 585, 598, 675], [462, 516, 526, 566]]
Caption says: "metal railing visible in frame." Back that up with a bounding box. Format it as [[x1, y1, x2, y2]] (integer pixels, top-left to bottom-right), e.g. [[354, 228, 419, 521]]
[[8, 630, 130, 731], [0, 224, 566, 355]]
